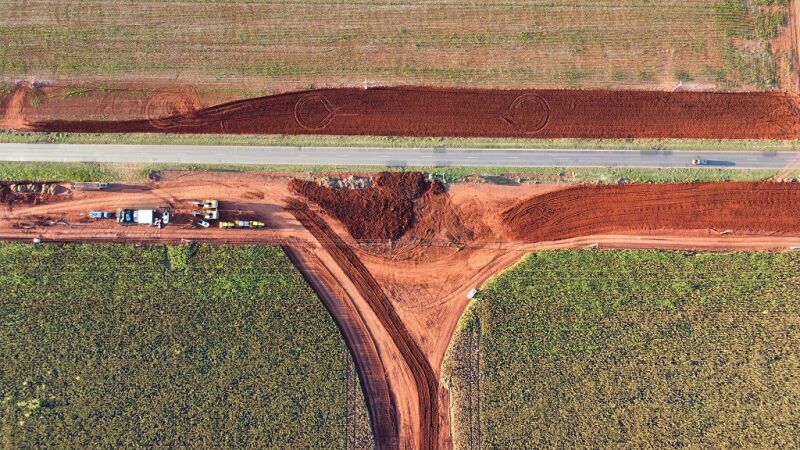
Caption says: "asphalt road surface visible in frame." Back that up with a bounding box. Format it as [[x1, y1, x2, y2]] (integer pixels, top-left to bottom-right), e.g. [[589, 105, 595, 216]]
[[1, 143, 799, 169]]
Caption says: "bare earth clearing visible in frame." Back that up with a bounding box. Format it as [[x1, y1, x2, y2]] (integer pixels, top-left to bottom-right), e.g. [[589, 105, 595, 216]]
[[3, 171, 800, 449], [6, 84, 800, 140]]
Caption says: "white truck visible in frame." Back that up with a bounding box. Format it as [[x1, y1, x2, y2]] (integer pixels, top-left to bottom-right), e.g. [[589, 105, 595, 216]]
[[117, 208, 170, 228]]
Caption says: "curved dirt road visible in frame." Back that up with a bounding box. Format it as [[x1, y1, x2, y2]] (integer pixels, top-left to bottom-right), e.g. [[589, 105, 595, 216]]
[[283, 245, 400, 448]]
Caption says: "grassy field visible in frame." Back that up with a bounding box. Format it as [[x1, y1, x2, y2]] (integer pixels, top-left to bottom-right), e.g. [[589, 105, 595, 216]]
[[0, 0, 791, 91], [0, 244, 373, 449], [443, 250, 800, 449]]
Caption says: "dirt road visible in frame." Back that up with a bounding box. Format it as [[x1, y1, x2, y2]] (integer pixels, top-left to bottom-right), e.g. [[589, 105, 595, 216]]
[[4, 173, 800, 450], [283, 245, 400, 448]]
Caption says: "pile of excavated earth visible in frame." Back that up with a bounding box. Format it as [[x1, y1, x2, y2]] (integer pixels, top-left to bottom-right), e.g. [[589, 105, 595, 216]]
[[0, 181, 69, 207], [501, 181, 800, 241], [293, 174, 800, 245], [289, 172, 443, 240]]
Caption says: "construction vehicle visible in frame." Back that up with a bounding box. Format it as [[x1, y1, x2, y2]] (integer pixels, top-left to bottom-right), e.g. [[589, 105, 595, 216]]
[[234, 220, 266, 228], [191, 199, 219, 209], [191, 210, 219, 220], [219, 221, 235, 229], [89, 211, 114, 219], [117, 208, 169, 227]]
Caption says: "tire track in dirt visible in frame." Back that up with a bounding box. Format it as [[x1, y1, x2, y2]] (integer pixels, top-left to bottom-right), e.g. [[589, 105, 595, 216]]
[[287, 200, 440, 450], [283, 245, 399, 449], [503, 182, 800, 241], [27, 87, 800, 139]]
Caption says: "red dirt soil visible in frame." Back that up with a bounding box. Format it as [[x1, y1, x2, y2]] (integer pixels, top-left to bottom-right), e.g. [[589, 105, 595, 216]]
[[294, 177, 800, 449], [6, 172, 800, 450], [287, 201, 440, 450], [282, 245, 400, 448], [290, 173, 442, 241], [0, 82, 30, 130], [25, 87, 800, 139], [502, 182, 800, 242]]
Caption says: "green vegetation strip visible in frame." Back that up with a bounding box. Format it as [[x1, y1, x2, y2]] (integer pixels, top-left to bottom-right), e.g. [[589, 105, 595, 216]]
[[4, 131, 800, 151], [0, 160, 798, 185], [0, 244, 373, 449], [444, 250, 800, 449]]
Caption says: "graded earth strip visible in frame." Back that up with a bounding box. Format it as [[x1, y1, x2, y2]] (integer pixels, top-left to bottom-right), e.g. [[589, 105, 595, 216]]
[[23, 87, 800, 139]]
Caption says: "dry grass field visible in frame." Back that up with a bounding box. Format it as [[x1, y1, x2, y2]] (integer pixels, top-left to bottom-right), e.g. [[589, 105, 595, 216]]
[[1, 0, 793, 92]]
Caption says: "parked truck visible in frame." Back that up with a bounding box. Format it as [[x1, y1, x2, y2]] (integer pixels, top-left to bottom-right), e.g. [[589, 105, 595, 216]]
[[89, 211, 114, 219], [235, 220, 265, 228], [191, 199, 219, 209], [192, 210, 219, 220], [117, 208, 170, 228]]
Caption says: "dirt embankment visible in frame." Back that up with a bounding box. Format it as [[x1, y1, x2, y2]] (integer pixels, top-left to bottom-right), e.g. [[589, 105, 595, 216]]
[[1, 181, 70, 208], [287, 200, 440, 450], [290, 173, 442, 241], [502, 181, 800, 241], [26, 87, 800, 139], [0, 82, 30, 130]]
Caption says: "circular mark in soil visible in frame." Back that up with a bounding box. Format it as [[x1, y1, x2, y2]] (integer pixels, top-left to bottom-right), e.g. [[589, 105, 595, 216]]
[[501, 94, 551, 134], [100, 91, 144, 120], [145, 92, 198, 130], [294, 94, 339, 130]]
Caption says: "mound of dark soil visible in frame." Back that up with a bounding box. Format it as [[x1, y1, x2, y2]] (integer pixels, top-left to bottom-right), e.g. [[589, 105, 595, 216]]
[[289, 172, 441, 240]]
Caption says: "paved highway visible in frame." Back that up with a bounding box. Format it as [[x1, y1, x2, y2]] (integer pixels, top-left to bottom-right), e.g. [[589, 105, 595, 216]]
[[1, 143, 798, 169]]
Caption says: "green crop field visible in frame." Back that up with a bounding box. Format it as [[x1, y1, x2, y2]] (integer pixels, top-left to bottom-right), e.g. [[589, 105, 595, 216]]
[[0, 0, 791, 91], [0, 244, 373, 449], [444, 250, 800, 449]]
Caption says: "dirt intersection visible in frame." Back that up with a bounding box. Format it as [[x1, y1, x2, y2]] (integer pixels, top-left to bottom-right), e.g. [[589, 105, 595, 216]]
[[3, 172, 800, 449]]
